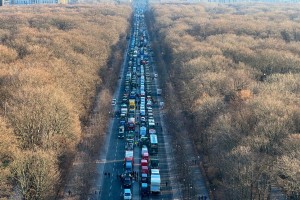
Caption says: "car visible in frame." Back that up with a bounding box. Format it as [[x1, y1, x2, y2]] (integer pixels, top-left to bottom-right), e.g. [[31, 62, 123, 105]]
[[141, 117, 146, 122], [123, 189, 132, 200], [111, 98, 117, 106], [140, 126, 147, 137], [141, 183, 149, 197], [140, 109, 146, 116], [141, 173, 148, 183], [123, 176, 132, 188]]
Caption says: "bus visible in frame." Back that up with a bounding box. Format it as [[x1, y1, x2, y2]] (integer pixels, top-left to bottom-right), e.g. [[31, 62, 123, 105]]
[[149, 134, 158, 155]]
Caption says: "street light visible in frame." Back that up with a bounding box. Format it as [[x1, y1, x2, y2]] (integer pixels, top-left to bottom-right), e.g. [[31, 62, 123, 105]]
[[190, 184, 193, 199]]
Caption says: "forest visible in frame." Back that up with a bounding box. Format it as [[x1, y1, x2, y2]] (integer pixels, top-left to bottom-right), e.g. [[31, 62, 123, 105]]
[[149, 3, 300, 199], [0, 4, 131, 199]]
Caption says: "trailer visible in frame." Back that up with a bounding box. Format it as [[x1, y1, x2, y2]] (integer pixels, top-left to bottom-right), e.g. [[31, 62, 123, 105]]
[[150, 173, 161, 193]]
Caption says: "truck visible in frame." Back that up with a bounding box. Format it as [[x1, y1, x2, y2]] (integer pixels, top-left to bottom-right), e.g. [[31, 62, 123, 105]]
[[150, 170, 161, 193], [142, 152, 149, 162], [140, 126, 147, 137], [149, 134, 158, 155], [141, 159, 148, 167], [141, 166, 149, 174]]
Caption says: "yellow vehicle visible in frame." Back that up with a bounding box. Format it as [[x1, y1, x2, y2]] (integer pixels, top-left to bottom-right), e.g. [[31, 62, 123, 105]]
[[129, 99, 135, 112]]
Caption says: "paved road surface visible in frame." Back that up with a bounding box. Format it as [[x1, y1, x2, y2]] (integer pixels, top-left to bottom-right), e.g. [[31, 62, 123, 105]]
[[96, 3, 174, 200]]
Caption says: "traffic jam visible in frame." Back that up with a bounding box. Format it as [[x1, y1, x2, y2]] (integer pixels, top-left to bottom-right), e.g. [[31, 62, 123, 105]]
[[115, 8, 162, 200]]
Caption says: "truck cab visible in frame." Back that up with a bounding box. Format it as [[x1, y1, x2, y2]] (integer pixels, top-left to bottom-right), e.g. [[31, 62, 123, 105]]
[[150, 169, 161, 193], [125, 161, 133, 173], [150, 158, 159, 169]]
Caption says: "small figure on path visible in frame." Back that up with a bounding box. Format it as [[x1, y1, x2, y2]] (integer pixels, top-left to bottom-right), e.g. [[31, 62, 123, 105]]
[[165, 181, 168, 187], [68, 190, 71, 196]]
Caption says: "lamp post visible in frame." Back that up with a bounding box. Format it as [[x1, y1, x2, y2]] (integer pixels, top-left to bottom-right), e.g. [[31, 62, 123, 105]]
[[190, 184, 193, 199]]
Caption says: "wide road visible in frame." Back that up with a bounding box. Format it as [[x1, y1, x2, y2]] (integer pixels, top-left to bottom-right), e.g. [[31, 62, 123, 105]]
[[95, 3, 174, 200]]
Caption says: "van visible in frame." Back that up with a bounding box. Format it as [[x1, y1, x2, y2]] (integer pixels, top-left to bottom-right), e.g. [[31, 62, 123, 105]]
[[124, 189, 132, 200]]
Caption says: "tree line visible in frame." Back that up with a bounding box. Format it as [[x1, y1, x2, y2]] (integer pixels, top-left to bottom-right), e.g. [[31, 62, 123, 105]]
[[149, 3, 300, 199], [0, 4, 131, 199]]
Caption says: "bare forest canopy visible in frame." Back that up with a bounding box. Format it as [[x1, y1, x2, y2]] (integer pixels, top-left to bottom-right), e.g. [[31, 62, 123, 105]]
[[0, 4, 131, 199], [149, 3, 300, 199]]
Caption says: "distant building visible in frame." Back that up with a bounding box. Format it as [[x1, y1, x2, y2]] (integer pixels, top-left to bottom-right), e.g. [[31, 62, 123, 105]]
[[0, 0, 3, 6], [10, 0, 56, 4], [9, 0, 71, 4]]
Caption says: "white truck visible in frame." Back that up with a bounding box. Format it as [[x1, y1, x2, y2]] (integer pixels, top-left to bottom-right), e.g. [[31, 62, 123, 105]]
[[128, 117, 135, 124], [150, 169, 161, 193]]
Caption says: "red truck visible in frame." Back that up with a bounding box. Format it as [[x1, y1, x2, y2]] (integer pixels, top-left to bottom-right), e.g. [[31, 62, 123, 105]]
[[141, 166, 149, 174], [142, 152, 149, 162], [141, 159, 148, 167]]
